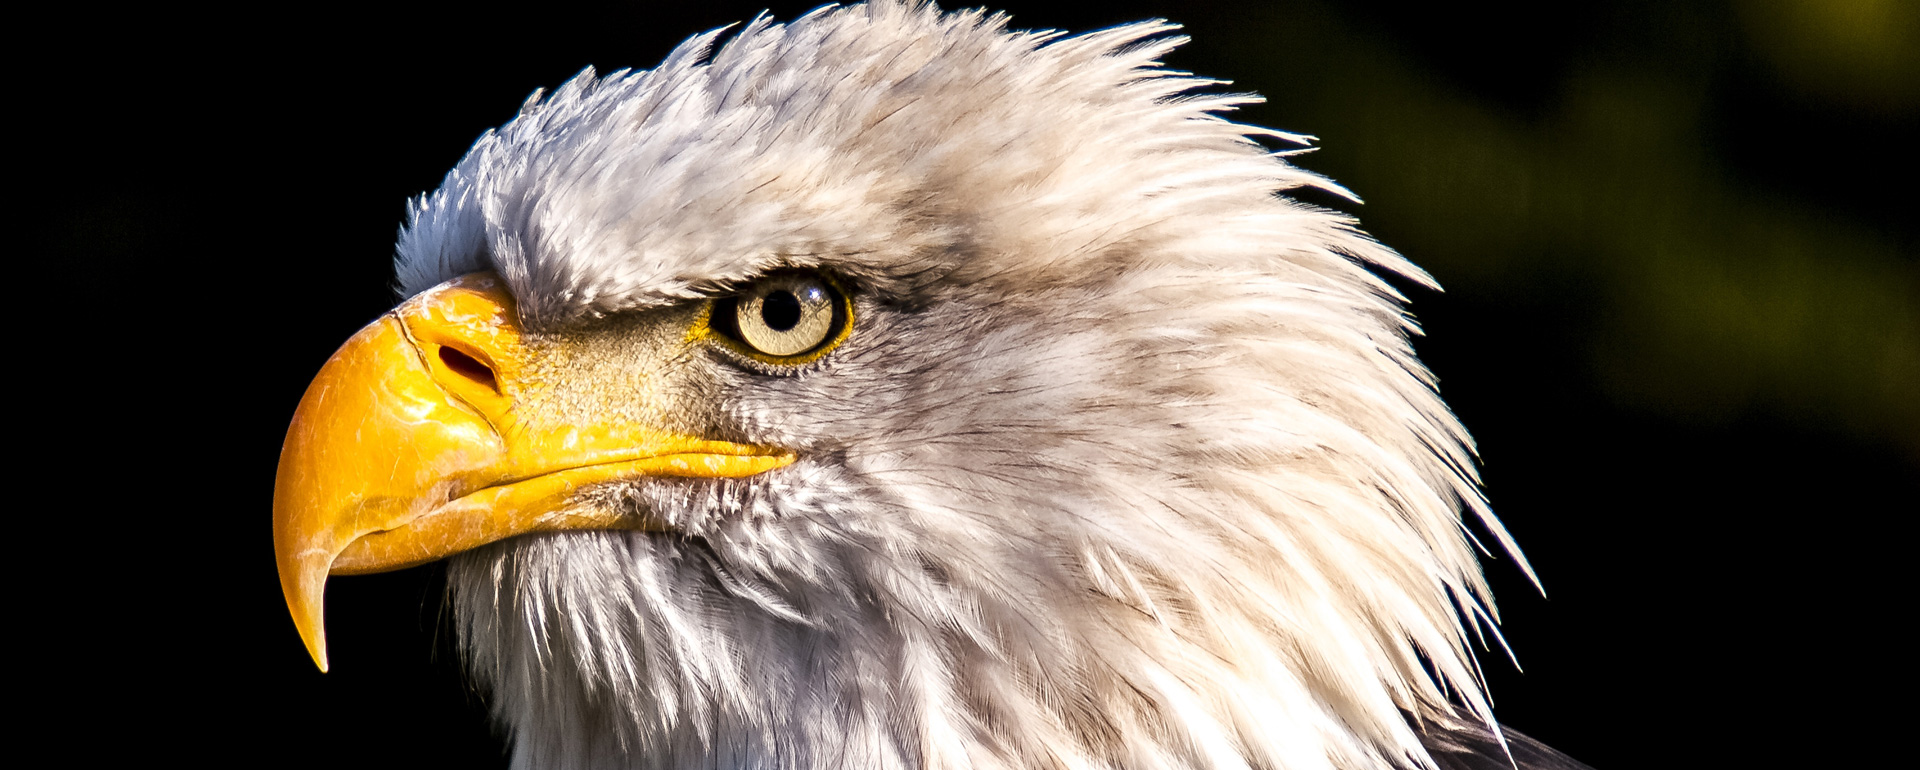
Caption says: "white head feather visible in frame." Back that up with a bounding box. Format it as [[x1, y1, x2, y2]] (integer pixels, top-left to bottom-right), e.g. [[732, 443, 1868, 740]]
[[393, 3, 1533, 768]]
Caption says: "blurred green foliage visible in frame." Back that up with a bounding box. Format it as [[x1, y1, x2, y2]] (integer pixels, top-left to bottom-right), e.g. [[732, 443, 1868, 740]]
[[1206, 0, 1916, 455], [1738, 0, 1920, 112]]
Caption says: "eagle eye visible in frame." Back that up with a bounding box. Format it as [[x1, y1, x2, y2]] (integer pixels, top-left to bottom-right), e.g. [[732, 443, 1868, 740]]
[[708, 271, 851, 364]]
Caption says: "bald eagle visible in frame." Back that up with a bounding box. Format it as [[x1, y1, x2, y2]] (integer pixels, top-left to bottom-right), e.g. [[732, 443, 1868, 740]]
[[273, 3, 1589, 769]]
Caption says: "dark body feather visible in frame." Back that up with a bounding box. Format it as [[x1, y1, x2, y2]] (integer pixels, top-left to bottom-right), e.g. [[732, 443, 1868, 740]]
[[1417, 720, 1594, 770]]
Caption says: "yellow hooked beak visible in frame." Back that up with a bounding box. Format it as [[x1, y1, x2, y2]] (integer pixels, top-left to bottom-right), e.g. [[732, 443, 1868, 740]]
[[273, 273, 792, 671]]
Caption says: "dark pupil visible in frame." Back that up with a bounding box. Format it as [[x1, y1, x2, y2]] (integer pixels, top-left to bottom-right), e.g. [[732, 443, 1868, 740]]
[[760, 290, 803, 331]]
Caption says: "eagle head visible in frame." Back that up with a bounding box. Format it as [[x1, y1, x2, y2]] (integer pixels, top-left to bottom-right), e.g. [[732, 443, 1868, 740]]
[[273, 3, 1554, 768]]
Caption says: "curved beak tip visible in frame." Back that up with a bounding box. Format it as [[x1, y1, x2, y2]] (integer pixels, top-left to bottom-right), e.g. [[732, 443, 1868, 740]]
[[307, 638, 332, 674], [281, 558, 332, 672], [298, 611, 331, 673]]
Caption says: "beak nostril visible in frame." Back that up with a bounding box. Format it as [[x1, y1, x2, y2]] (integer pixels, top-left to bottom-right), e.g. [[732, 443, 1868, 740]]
[[438, 346, 499, 393]]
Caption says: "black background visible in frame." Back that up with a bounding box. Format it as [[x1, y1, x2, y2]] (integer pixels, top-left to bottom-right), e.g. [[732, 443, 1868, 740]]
[[30, 1, 1913, 767]]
